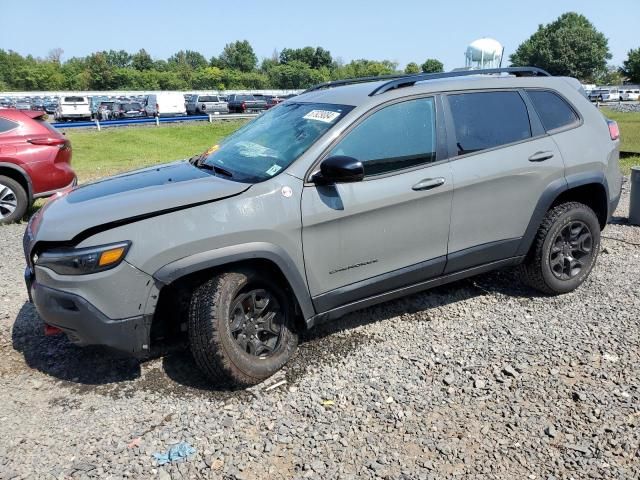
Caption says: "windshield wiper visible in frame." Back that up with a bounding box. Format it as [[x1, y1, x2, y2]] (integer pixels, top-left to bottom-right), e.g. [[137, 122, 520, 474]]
[[195, 162, 234, 178]]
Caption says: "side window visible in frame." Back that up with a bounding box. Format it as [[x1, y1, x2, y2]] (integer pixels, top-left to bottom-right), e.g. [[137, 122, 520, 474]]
[[0, 117, 18, 134], [527, 90, 579, 132], [329, 97, 436, 176], [448, 91, 531, 155]]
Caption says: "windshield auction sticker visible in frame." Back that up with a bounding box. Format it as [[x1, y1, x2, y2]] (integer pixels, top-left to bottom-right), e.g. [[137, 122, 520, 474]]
[[266, 164, 282, 176], [303, 110, 341, 123]]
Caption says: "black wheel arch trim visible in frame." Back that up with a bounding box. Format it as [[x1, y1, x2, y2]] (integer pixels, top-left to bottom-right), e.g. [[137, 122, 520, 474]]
[[152, 242, 315, 321], [516, 172, 609, 257], [0, 162, 33, 201]]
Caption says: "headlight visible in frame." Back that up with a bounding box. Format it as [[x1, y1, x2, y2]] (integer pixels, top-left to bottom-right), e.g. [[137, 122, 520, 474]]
[[36, 241, 131, 275]]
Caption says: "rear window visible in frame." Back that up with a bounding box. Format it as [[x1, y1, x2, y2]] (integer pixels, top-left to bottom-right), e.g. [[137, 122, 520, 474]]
[[238, 95, 255, 101], [0, 117, 18, 134], [198, 96, 218, 102], [123, 103, 142, 110], [527, 90, 579, 132], [448, 91, 532, 156], [63, 96, 87, 103]]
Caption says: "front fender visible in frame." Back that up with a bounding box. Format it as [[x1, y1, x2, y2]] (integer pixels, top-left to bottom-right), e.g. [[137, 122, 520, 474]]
[[153, 242, 315, 320]]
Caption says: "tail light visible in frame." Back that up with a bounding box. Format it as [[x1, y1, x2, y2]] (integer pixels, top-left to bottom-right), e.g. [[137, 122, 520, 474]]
[[28, 137, 67, 147], [607, 120, 620, 141], [241, 102, 246, 111]]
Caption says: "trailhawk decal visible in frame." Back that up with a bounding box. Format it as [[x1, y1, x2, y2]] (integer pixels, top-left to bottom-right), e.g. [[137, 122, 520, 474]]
[[329, 259, 379, 275]]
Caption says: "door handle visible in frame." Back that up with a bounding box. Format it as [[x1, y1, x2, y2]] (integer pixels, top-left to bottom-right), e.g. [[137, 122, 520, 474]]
[[412, 177, 446, 191], [529, 151, 554, 162]]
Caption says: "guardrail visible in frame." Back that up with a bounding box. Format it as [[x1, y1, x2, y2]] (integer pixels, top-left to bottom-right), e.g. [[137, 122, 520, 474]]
[[51, 113, 257, 129]]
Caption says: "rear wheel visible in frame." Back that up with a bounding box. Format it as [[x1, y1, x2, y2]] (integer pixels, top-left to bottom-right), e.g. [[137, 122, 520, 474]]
[[0, 176, 28, 225], [519, 202, 600, 294], [188, 269, 298, 386]]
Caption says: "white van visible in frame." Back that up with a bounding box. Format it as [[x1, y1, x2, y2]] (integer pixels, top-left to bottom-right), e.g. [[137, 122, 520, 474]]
[[144, 92, 187, 117], [620, 88, 640, 101], [54, 96, 92, 121]]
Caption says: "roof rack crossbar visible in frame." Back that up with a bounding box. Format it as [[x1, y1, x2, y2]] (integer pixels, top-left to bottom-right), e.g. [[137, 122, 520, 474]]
[[368, 67, 551, 96]]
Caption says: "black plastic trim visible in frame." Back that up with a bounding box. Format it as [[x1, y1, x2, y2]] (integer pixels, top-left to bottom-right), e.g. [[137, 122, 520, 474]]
[[30, 282, 151, 356], [444, 238, 521, 274], [516, 176, 568, 256], [312, 255, 446, 313], [307, 256, 525, 328]]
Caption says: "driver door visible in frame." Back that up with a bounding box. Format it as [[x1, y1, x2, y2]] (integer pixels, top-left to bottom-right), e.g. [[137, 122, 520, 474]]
[[301, 96, 453, 313]]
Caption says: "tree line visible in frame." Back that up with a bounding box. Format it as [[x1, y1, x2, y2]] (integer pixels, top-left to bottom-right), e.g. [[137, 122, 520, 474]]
[[2, 12, 639, 92], [0, 42, 444, 91]]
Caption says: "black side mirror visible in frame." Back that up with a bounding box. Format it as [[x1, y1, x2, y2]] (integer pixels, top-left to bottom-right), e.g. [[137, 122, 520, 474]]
[[313, 156, 364, 184]]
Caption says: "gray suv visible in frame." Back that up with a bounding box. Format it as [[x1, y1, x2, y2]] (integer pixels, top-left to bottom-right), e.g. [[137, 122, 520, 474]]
[[23, 68, 622, 386]]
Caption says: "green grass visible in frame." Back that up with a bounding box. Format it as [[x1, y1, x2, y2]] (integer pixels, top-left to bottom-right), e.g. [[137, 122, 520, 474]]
[[64, 120, 248, 183], [601, 108, 640, 174]]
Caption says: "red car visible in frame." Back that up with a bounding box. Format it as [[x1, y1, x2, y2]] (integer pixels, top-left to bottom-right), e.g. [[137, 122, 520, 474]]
[[0, 109, 76, 224], [265, 96, 284, 109]]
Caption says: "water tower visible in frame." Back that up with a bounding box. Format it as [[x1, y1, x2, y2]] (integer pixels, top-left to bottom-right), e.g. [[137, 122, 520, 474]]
[[465, 38, 504, 69]]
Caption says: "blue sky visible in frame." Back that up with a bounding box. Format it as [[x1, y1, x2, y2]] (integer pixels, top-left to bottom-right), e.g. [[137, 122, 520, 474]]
[[1, 0, 637, 69]]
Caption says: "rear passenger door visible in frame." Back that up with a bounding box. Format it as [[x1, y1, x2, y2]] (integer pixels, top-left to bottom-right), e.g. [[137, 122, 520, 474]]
[[443, 90, 565, 273]]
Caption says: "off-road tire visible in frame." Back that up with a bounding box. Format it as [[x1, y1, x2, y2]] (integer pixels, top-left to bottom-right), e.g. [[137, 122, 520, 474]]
[[188, 269, 298, 386], [519, 202, 600, 295], [0, 175, 28, 225]]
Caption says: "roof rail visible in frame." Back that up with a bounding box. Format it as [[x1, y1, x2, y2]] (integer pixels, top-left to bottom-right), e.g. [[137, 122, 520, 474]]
[[302, 74, 410, 94], [369, 67, 551, 96]]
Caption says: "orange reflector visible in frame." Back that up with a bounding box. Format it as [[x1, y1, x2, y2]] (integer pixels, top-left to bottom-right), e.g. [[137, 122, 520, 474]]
[[98, 247, 125, 267]]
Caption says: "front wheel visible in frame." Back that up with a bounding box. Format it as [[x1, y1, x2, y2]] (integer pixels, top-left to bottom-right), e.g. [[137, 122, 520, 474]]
[[519, 202, 600, 295], [188, 269, 298, 386]]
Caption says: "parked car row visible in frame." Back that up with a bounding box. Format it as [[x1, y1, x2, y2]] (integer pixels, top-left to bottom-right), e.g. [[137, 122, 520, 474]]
[[586, 86, 640, 102], [0, 96, 60, 113], [185, 93, 288, 115], [0, 92, 298, 122]]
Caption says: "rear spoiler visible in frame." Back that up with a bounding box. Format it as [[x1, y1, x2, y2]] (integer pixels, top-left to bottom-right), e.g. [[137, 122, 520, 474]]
[[20, 110, 47, 120]]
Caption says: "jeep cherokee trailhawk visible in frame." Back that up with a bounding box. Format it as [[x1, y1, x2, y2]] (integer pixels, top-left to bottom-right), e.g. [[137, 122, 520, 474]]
[[23, 68, 622, 386]]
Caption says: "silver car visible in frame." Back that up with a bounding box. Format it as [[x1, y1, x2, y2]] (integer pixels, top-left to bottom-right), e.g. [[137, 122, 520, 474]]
[[186, 94, 229, 115], [23, 67, 622, 386]]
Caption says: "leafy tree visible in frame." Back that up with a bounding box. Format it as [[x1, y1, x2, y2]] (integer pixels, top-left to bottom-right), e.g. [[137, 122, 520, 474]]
[[268, 60, 328, 88], [280, 46, 332, 69], [103, 49, 131, 68], [622, 48, 640, 83], [405, 62, 420, 74], [86, 52, 115, 89], [168, 50, 208, 70], [260, 57, 279, 72], [510, 12, 610, 81], [219, 40, 257, 72], [131, 48, 154, 71], [421, 59, 443, 73], [596, 66, 624, 86], [333, 59, 398, 79], [192, 67, 225, 89]]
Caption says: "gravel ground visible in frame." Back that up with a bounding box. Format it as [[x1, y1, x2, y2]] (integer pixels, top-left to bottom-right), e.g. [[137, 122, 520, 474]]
[[600, 102, 640, 113], [1, 181, 638, 479]]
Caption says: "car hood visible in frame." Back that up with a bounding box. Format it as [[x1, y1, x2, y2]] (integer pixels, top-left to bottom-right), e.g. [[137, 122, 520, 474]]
[[31, 160, 251, 243]]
